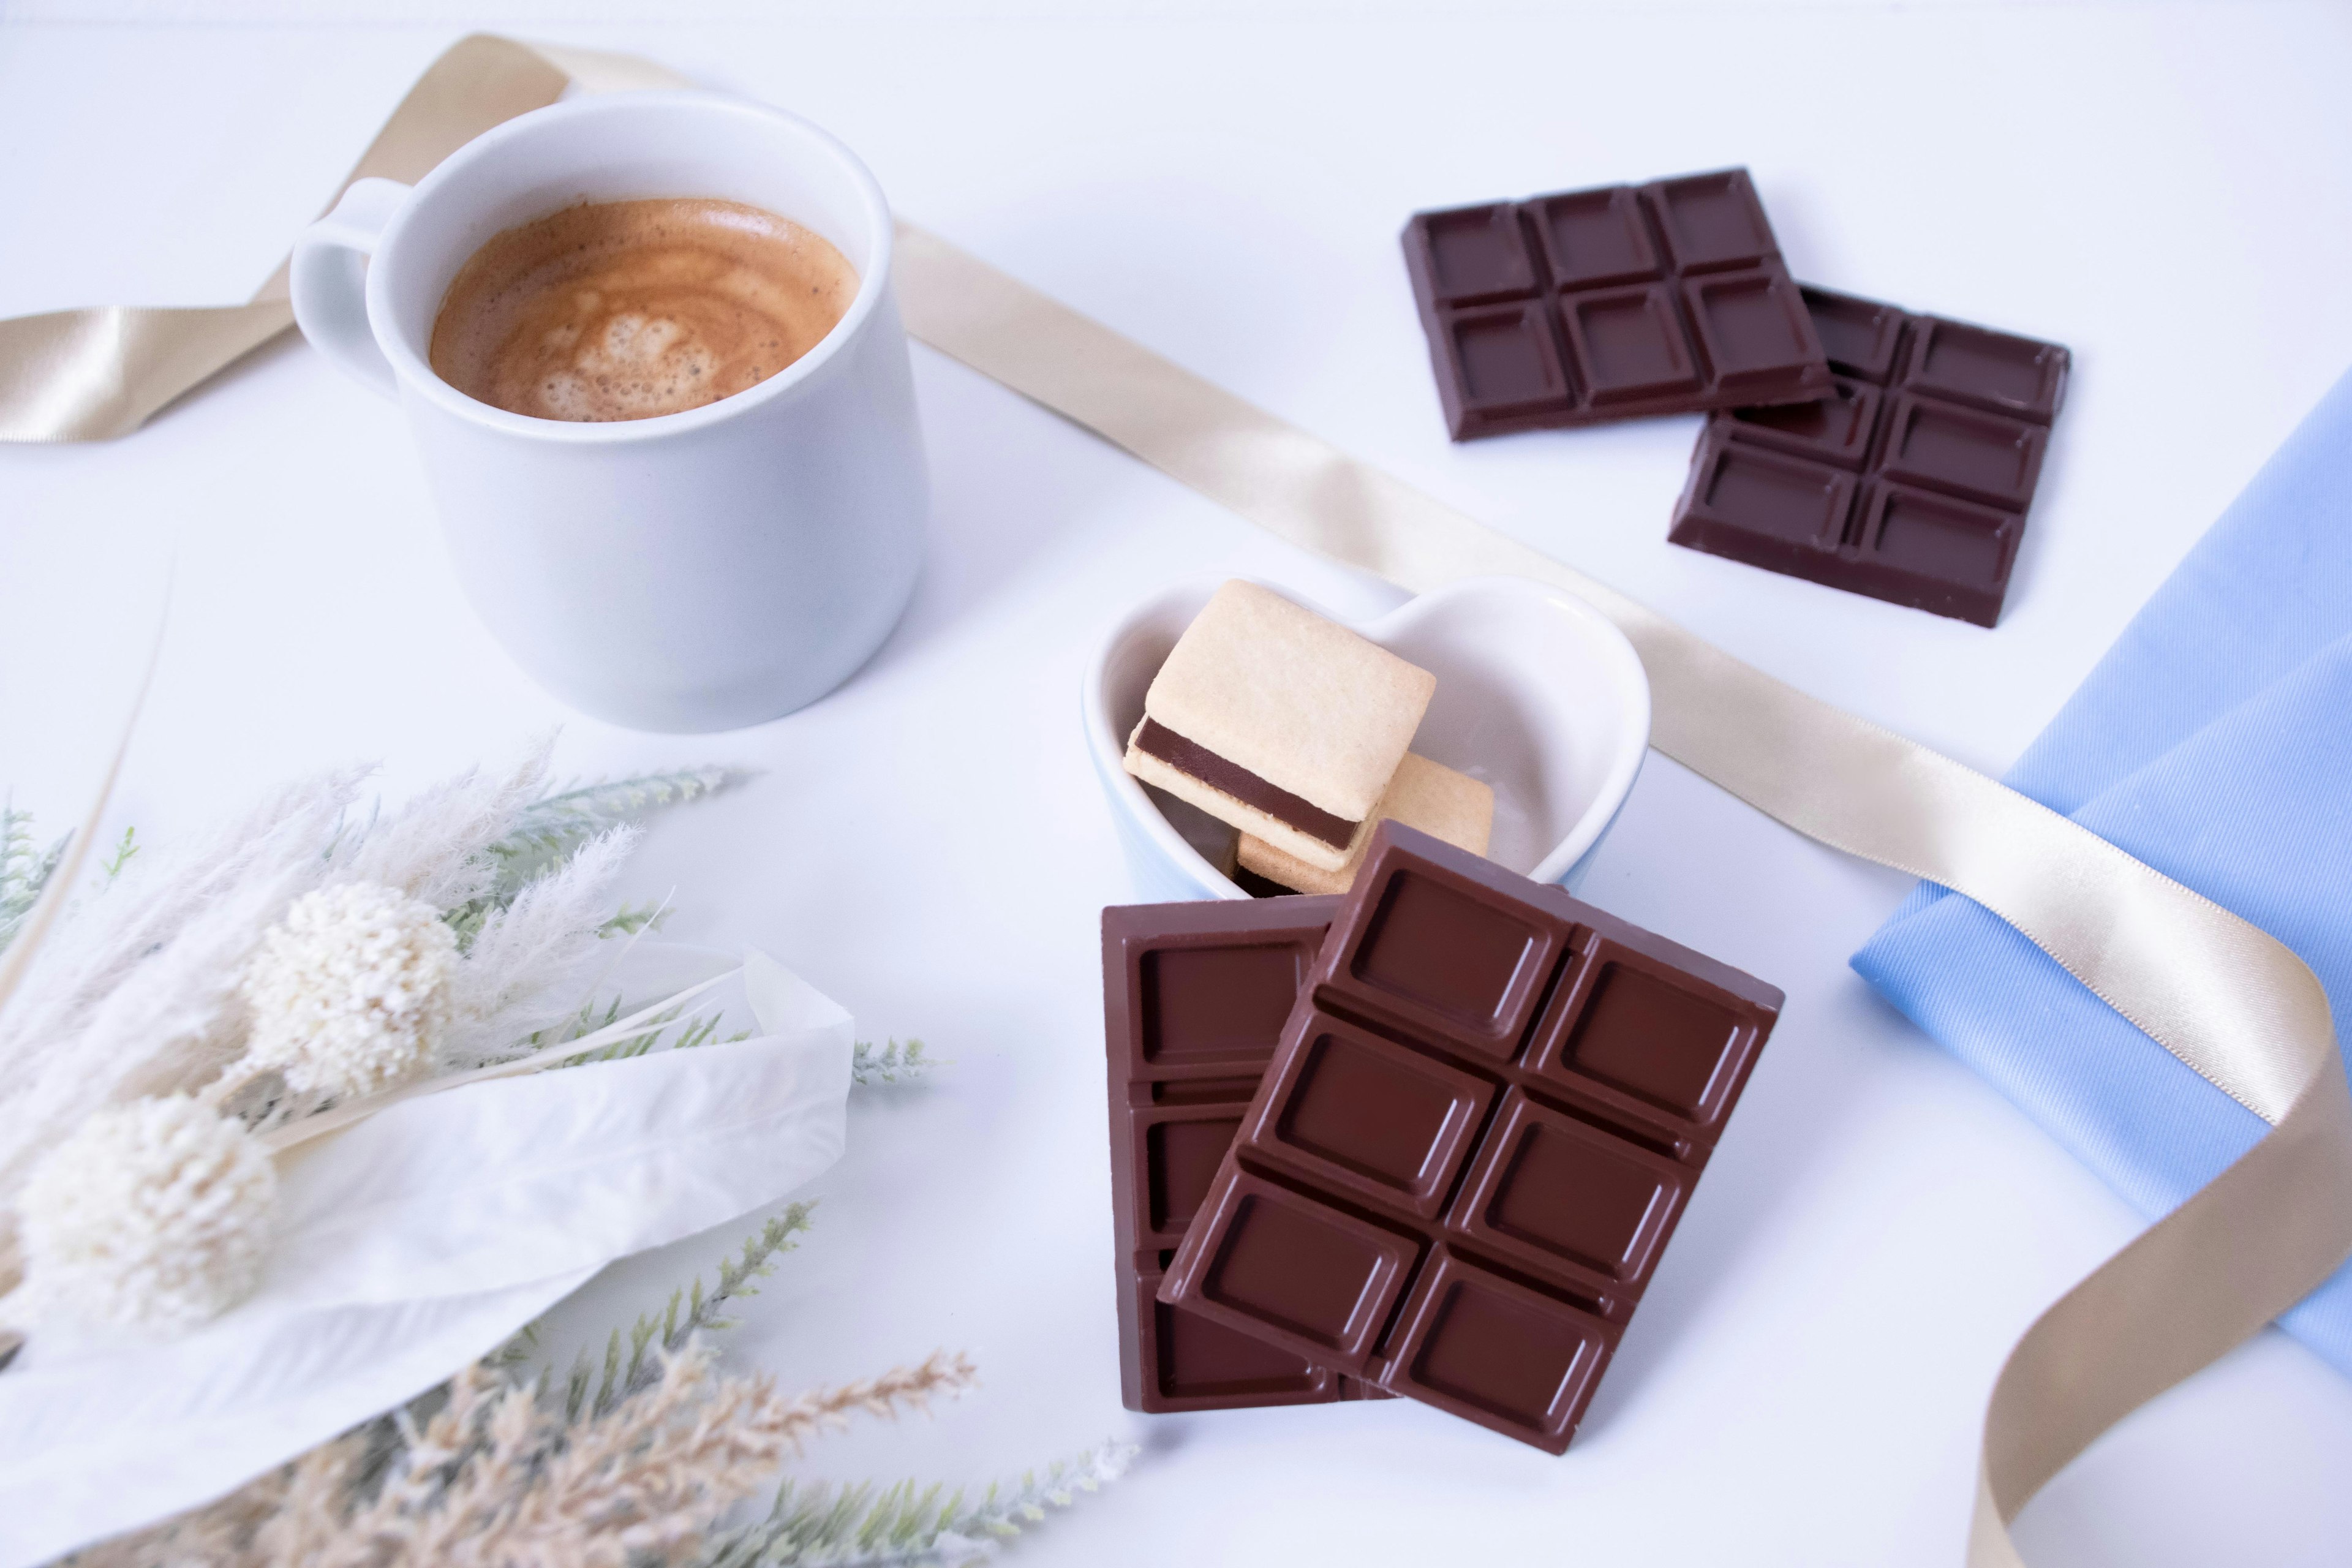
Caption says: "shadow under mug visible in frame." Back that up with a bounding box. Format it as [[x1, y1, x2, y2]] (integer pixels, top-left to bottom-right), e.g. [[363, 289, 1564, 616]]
[[290, 91, 927, 733]]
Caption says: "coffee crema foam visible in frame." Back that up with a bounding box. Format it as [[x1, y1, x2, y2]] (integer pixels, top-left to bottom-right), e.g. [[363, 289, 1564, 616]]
[[429, 197, 859, 422]]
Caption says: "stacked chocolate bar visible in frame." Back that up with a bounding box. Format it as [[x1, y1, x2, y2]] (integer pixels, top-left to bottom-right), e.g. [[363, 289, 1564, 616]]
[[1106, 579, 1781, 1448], [1401, 167, 2071, 626], [1122, 579, 1495, 896], [1103, 823, 1782, 1450]]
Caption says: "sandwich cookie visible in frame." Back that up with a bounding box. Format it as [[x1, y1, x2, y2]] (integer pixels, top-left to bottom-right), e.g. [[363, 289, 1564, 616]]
[[1238, 752, 1494, 895], [1123, 581, 1437, 873]]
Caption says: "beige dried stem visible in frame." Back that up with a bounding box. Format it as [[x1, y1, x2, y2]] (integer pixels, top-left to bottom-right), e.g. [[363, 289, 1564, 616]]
[[0, 620, 157, 1324], [69, 1347, 980, 1568]]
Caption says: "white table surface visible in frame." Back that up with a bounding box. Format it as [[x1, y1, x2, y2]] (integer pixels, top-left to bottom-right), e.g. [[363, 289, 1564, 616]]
[[5, 2, 2352, 1563]]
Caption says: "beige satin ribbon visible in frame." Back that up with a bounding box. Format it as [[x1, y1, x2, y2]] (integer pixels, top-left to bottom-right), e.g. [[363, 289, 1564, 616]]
[[0, 36, 679, 442], [3, 36, 2346, 1564]]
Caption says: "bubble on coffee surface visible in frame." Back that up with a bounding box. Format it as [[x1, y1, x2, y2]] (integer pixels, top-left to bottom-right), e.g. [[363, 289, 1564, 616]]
[[428, 198, 858, 423], [535, 312, 722, 421]]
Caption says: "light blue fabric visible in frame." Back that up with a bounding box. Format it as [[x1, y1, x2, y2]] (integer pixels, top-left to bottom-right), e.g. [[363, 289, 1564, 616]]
[[1852, 367, 2352, 1376]]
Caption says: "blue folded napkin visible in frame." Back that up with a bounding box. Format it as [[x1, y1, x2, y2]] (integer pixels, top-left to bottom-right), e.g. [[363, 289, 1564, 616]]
[[1853, 367, 2352, 1375]]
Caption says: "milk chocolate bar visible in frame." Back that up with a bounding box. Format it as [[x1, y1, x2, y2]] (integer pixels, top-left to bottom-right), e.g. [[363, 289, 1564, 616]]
[[1102, 896, 1390, 1410], [1669, 285, 2070, 625], [1123, 580, 1435, 873], [1402, 168, 1831, 440], [1159, 824, 1782, 1451]]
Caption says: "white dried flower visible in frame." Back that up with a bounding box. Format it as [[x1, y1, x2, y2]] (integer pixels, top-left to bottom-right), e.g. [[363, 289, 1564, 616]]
[[15, 1095, 277, 1334], [239, 881, 459, 1099]]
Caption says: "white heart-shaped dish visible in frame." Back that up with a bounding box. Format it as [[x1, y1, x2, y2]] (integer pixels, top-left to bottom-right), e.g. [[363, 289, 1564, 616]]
[[1082, 576, 1652, 902]]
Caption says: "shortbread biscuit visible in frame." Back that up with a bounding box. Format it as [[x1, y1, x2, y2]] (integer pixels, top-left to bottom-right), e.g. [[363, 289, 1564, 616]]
[[1123, 581, 1436, 873], [1238, 753, 1494, 895]]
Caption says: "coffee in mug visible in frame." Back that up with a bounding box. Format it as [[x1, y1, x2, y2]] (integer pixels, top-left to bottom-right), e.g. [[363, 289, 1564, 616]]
[[428, 197, 858, 421], [290, 94, 927, 731]]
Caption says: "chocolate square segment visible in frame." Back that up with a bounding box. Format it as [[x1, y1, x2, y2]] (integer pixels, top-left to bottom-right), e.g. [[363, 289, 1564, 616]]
[[1445, 303, 1573, 417], [1157, 824, 1783, 1452], [1403, 167, 1828, 439], [1877, 393, 2047, 511], [1672, 287, 2068, 625], [1144, 1276, 1333, 1404], [1683, 271, 1820, 393], [1726, 377, 1880, 469], [1562, 285, 1702, 407], [1451, 1093, 1692, 1293], [1645, 169, 1774, 273], [1852, 483, 2022, 628], [1196, 1175, 1415, 1358], [1567, 964, 1737, 1111], [1904, 317, 2068, 421], [1530, 187, 1659, 288], [1138, 940, 1316, 1071], [1391, 1253, 1616, 1448], [1678, 434, 1854, 556], [1255, 1016, 1496, 1216], [1339, 863, 1566, 1055], [1526, 940, 1767, 1139], [1801, 285, 1907, 381], [1144, 1107, 1245, 1231], [1417, 203, 1540, 304]]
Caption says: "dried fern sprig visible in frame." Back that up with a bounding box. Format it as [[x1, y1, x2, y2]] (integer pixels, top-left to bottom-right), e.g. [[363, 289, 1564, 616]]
[[570, 1206, 817, 1423], [482, 768, 748, 899], [0, 801, 67, 958], [247, 1432, 369, 1563], [98, 827, 140, 881], [850, 1040, 937, 1087], [704, 1439, 1136, 1567], [143, 1341, 974, 1568], [59, 1208, 1077, 1568], [315, 1341, 838, 1568], [359, 1345, 768, 1567], [78, 1344, 981, 1568], [599, 900, 671, 939], [768, 1351, 979, 1450]]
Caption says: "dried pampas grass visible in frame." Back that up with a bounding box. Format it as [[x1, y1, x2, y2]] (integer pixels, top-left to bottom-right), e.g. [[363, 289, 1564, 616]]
[[62, 1214, 1129, 1568], [0, 769, 368, 1220], [74, 1346, 976, 1568], [0, 747, 745, 1314]]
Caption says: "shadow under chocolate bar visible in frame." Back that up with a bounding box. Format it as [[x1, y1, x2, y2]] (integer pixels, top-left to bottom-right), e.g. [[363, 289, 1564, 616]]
[[1158, 823, 1783, 1453], [1101, 896, 1392, 1411], [1669, 284, 2071, 626], [1401, 168, 1831, 440]]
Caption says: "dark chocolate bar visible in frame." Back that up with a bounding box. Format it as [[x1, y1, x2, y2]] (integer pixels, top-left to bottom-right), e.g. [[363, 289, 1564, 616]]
[[1668, 285, 2070, 625], [1102, 896, 1391, 1411], [1158, 824, 1782, 1451], [1401, 168, 1831, 440]]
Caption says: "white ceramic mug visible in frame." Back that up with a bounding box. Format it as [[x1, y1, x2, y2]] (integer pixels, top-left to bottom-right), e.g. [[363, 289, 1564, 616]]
[[290, 92, 927, 733]]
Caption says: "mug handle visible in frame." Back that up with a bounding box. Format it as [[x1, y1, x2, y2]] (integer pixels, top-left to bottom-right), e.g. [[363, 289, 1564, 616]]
[[289, 177, 412, 401]]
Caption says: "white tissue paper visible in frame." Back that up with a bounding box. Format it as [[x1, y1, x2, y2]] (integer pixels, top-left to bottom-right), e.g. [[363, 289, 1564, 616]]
[[0, 945, 853, 1568]]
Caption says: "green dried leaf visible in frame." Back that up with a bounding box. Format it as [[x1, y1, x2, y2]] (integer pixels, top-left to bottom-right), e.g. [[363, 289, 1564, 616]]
[[851, 1038, 940, 1087]]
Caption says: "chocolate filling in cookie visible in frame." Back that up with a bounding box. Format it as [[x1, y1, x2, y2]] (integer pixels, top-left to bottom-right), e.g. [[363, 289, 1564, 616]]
[[1134, 719, 1357, 850]]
